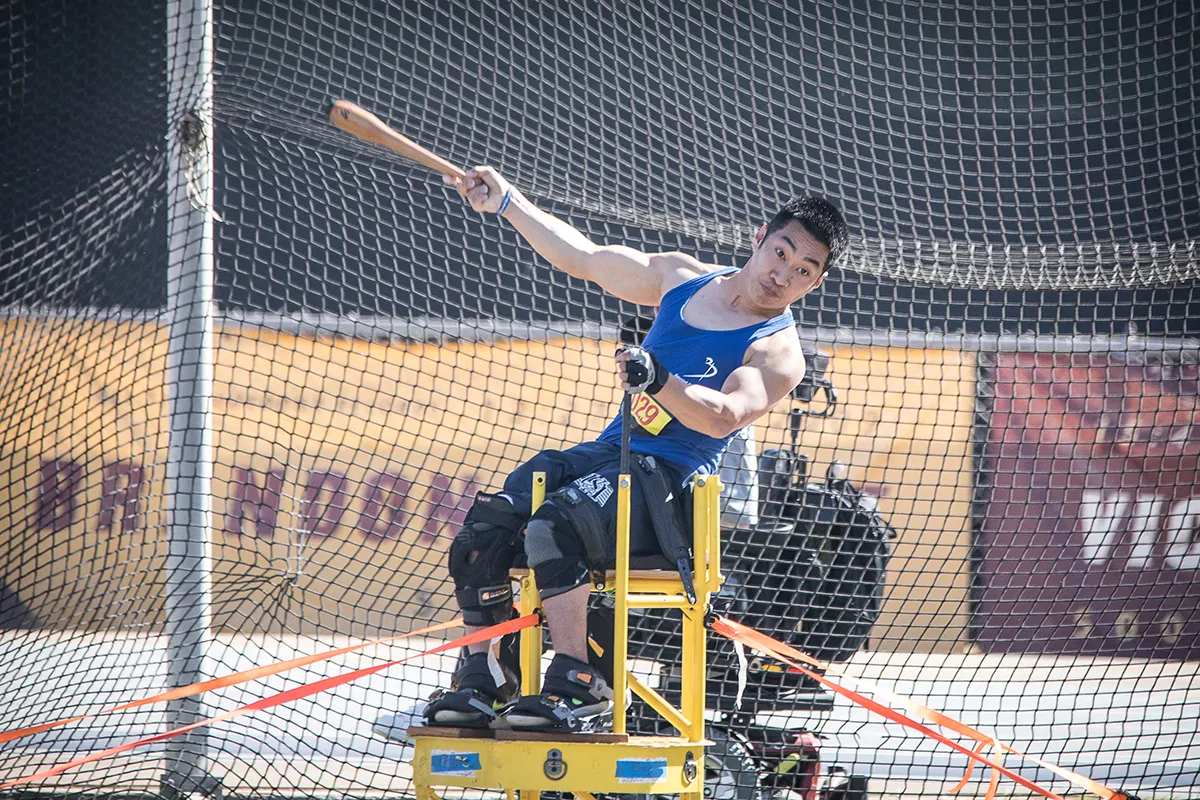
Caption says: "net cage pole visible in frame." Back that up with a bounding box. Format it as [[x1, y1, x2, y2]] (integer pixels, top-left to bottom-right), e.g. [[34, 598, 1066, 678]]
[[163, 0, 218, 796]]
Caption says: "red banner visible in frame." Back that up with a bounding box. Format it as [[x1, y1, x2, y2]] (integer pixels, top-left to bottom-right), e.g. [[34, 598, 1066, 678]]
[[976, 350, 1200, 658]]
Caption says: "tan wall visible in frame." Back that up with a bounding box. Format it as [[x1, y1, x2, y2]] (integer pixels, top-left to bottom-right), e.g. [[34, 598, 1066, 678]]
[[0, 318, 622, 637], [1, 319, 974, 651], [0, 318, 172, 632]]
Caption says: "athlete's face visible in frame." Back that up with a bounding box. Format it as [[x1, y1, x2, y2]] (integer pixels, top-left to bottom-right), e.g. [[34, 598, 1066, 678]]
[[747, 220, 829, 308]]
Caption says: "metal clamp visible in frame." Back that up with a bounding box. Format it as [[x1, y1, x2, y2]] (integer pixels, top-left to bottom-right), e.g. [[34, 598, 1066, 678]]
[[543, 748, 567, 781], [682, 751, 698, 784]]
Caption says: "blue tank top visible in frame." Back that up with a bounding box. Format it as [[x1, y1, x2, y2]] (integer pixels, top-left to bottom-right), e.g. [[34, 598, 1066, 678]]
[[597, 268, 794, 476]]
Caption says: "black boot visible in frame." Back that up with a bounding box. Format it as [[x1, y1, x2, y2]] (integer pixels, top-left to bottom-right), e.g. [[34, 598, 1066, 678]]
[[423, 651, 519, 729], [499, 653, 613, 732]]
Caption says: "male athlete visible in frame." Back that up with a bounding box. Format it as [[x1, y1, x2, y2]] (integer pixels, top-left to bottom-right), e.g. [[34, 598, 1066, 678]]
[[420, 166, 847, 732]]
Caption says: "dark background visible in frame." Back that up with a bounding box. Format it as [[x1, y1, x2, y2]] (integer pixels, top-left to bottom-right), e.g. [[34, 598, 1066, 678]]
[[3, 0, 1198, 334]]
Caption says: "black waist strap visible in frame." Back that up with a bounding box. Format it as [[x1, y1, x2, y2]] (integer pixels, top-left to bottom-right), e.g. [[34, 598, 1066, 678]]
[[630, 454, 697, 603]]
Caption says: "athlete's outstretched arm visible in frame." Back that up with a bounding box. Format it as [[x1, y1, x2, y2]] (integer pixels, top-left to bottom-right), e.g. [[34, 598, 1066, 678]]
[[618, 329, 808, 439], [449, 166, 702, 306]]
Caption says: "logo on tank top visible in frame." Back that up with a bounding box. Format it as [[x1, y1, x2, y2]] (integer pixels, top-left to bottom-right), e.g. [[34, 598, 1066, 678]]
[[683, 357, 718, 380]]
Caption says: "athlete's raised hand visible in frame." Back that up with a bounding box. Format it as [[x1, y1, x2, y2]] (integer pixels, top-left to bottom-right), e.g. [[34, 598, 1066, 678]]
[[446, 166, 515, 215]]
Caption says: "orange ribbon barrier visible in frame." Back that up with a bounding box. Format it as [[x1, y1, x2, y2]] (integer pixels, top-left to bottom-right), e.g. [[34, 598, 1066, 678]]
[[0, 618, 465, 746], [4, 608, 1136, 800], [1, 613, 540, 790], [711, 616, 1135, 800]]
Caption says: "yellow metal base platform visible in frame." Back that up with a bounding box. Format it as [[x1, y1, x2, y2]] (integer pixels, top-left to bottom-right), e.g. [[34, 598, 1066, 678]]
[[412, 733, 709, 797]]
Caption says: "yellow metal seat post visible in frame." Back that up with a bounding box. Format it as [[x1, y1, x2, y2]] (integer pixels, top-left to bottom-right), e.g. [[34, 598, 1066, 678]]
[[680, 476, 699, 743], [687, 475, 722, 743], [518, 473, 547, 800], [520, 472, 547, 698], [612, 471, 632, 735], [702, 476, 723, 746]]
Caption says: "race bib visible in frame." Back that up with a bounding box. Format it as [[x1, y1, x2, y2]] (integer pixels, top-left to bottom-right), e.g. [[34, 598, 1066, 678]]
[[630, 393, 672, 435]]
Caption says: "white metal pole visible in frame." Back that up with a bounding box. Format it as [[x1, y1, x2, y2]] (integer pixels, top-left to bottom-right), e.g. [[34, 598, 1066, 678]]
[[164, 0, 217, 796]]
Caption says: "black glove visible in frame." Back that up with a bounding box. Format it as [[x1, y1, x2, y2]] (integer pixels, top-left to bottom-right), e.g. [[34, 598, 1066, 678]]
[[619, 346, 668, 395]]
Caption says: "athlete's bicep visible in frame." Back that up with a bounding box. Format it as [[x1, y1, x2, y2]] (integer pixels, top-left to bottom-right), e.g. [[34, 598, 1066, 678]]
[[719, 339, 807, 425]]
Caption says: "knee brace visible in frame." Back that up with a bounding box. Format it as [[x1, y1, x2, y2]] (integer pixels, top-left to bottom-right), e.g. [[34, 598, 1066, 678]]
[[524, 488, 611, 599], [447, 492, 526, 626]]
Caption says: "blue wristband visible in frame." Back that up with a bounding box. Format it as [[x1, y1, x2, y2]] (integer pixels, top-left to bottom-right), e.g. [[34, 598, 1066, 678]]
[[497, 188, 513, 215]]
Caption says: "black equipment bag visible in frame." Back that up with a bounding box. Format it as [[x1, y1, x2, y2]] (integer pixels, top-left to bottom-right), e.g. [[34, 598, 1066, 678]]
[[699, 470, 896, 707], [789, 476, 896, 663]]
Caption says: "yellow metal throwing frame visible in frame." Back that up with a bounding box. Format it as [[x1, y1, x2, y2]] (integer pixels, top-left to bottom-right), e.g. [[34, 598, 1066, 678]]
[[411, 470, 724, 799]]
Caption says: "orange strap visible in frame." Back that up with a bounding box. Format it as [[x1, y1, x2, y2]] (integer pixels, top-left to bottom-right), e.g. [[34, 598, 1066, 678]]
[[713, 617, 1084, 800], [949, 739, 1003, 800], [1, 613, 540, 790], [714, 617, 1135, 800], [0, 617, 464, 746], [800, 651, 1122, 800]]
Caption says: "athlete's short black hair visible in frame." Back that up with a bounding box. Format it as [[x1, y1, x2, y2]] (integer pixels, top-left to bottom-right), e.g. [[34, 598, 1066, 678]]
[[763, 196, 849, 272]]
